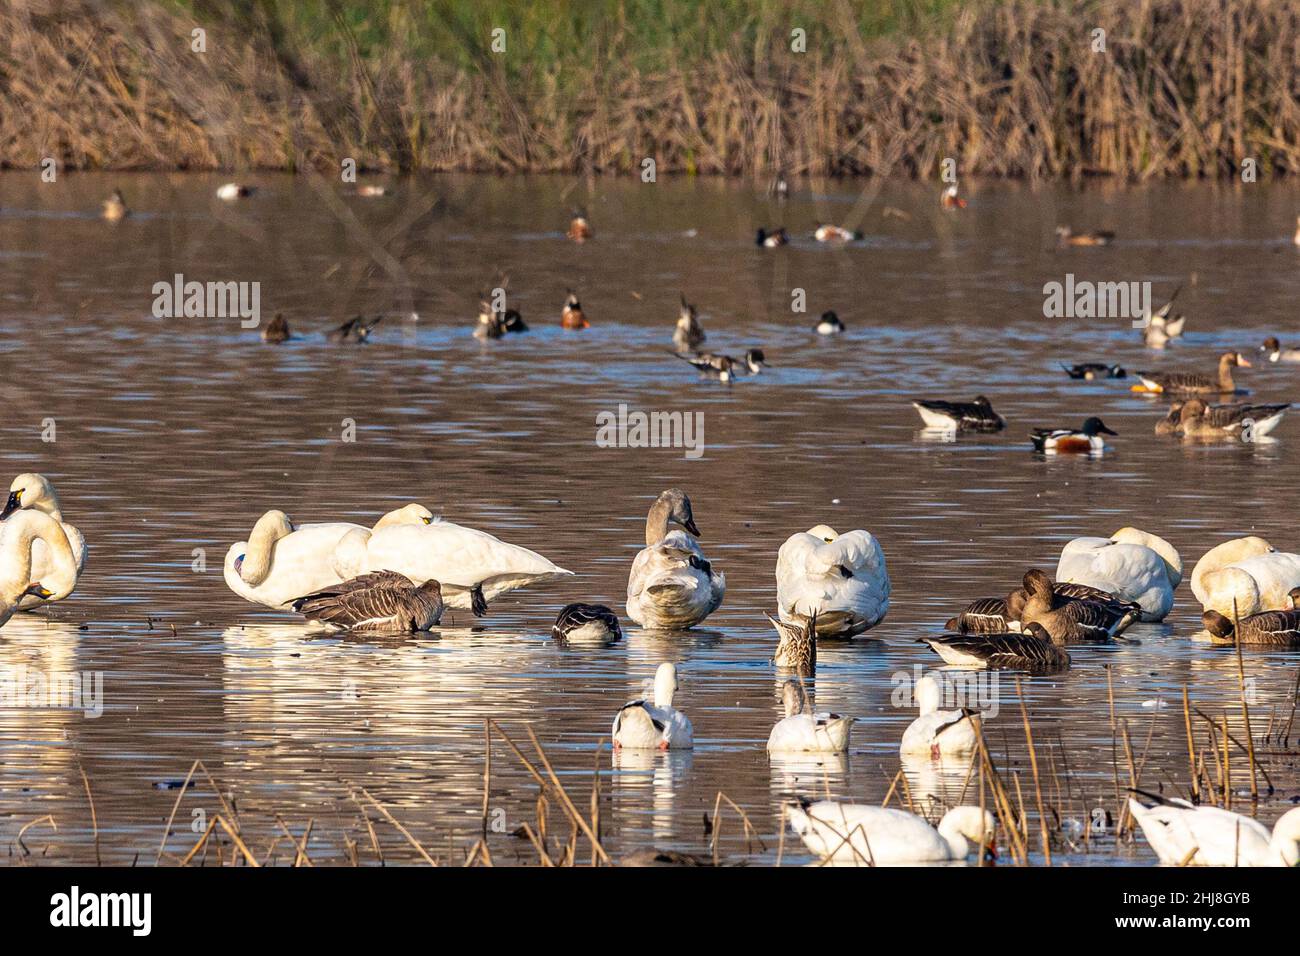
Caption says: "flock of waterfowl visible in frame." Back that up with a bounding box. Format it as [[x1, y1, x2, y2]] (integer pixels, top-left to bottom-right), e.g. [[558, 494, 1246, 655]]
[[40, 181, 1300, 865]]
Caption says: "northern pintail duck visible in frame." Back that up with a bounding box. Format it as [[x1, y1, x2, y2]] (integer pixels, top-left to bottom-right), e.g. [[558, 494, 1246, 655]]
[[1055, 225, 1115, 247], [561, 291, 589, 329], [1202, 592, 1300, 647], [291, 570, 444, 632], [673, 293, 705, 351], [1174, 398, 1289, 440], [767, 678, 854, 754], [677, 349, 766, 381], [768, 610, 816, 675], [814, 310, 845, 335], [786, 800, 996, 865], [474, 299, 528, 339], [552, 602, 622, 643], [911, 396, 1006, 432], [813, 224, 863, 243], [1016, 569, 1138, 643], [1141, 288, 1185, 347], [216, 182, 255, 200], [611, 662, 693, 750], [1134, 351, 1251, 394], [1261, 336, 1300, 362], [941, 184, 967, 209], [102, 189, 128, 221], [1129, 796, 1300, 867], [918, 622, 1071, 671], [755, 227, 789, 247], [1062, 362, 1125, 380], [567, 212, 593, 242], [1029, 416, 1117, 453], [327, 315, 381, 343], [900, 673, 978, 758]]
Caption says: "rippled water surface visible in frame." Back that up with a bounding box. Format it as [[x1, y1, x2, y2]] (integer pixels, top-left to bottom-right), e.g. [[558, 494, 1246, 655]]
[[1, 173, 1299, 865]]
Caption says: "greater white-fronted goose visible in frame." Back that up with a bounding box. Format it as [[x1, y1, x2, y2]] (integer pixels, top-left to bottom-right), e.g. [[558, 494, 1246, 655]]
[[1134, 352, 1252, 395], [291, 571, 444, 632], [1176, 398, 1289, 439], [911, 396, 1006, 432], [918, 622, 1071, 671], [1017, 569, 1138, 642], [1202, 594, 1300, 647]]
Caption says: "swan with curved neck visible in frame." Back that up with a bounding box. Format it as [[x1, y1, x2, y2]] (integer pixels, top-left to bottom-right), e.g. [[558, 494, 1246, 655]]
[[2, 473, 87, 609], [0, 511, 79, 626], [224, 509, 369, 609], [1188, 536, 1300, 616]]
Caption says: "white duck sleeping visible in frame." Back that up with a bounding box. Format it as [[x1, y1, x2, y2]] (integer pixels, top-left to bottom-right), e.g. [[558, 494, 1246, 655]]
[[1054, 527, 1182, 621], [786, 800, 996, 865], [767, 679, 854, 754], [1189, 535, 1300, 617], [331, 503, 573, 616], [611, 662, 693, 750], [1129, 798, 1300, 867], [0, 511, 80, 627], [224, 509, 367, 610], [626, 489, 725, 629], [899, 674, 979, 758], [2, 473, 86, 609], [776, 524, 889, 637]]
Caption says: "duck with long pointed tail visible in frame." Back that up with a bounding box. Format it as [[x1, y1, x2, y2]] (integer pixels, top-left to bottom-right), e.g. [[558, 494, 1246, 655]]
[[776, 525, 889, 638], [626, 490, 724, 629], [767, 679, 853, 753], [1129, 795, 1300, 866], [900, 674, 979, 757], [2, 474, 86, 609], [0, 511, 80, 627], [672, 293, 706, 351], [612, 662, 692, 749], [768, 610, 817, 675], [677, 349, 767, 382], [786, 800, 996, 865]]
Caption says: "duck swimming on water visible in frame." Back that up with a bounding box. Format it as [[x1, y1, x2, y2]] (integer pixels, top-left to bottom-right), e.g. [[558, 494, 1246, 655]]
[[1029, 417, 1117, 454], [911, 396, 1006, 432]]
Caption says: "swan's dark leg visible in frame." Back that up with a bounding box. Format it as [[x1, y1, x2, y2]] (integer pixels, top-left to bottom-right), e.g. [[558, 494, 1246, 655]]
[[471, 585, 488, 617]]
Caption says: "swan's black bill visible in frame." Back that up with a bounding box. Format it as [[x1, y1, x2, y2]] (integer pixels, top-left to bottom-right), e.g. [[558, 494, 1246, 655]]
[[0, 491, 20, 520]]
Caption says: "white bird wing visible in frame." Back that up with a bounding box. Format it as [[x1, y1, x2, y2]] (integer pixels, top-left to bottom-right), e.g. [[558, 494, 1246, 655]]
[[358, 521, 571, 589], [777, 531, 889, 621]]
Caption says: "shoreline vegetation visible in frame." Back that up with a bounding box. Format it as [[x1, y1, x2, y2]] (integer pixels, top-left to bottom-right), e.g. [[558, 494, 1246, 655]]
[[4, 0, 1300, 179]]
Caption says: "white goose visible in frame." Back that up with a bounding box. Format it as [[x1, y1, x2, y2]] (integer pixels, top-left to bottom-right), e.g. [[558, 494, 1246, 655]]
[[331, 503, 573, 616], [776, 524, 889, 637], [786, 800, 996, 865], [767, 679, 854, 754], [1054, 527, 1182, 621], [1190, 536, 1300, 617], [611, 662, 693, 750], [900, 674, 979, 757], [223, 509, 367, 610], [2, 474, 86, 609], [1129, 798, 1300, 867], [0, 511, 80, 627], [626, 490, 725, 629]]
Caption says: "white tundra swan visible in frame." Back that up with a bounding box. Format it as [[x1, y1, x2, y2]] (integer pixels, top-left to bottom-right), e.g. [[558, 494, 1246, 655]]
[[224, 510, 367, 609], [776, 524, 889, 637], [331, 503, 573, 615], [611, 662, 693, 750], [1129, 798, 1300, 866], [2, 473, 86, 609], [0, 511, 80, 626], [1189, 536, 1300, 616], [767, 679, 853, 754], [786, 800, 996, 865], [1054, 527, 1181, 621], [626, 490, 724, 629]]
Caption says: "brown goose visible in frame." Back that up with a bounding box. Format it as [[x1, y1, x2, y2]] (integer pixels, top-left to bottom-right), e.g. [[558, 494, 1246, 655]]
[[1134, 352, 1251, 395], [1202, 591, 1300, 646], [945, 596, 1017, 634], [1017, 569, 1138, 643], [917, 623, 1070, 671], [1175, 398, 1289, 440], [768, 610, 817, 676], [291, 571, 443, 632], [261, 313, 291, 344]]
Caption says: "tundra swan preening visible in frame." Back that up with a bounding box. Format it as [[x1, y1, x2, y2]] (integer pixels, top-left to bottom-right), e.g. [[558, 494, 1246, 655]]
[[552, 603, 622, 643], [331, 503, 573, 616], [767, 679, 853, 754], [2, 474, 86, 609], [911, 396, 1005, 432], [1128, 797, 1300, 866], [1055, 527, 1182, 621], [291, 571, 443, 633], [1190, 536, 1300, 617], [786, 800, 996, 865], [626, 490, 724, 629], [776, 525, 889, 638], [224, 509, 366, 609], [899, 674, 978, 758], [611, 662, 693, 750], [0, 511, 80, 627]]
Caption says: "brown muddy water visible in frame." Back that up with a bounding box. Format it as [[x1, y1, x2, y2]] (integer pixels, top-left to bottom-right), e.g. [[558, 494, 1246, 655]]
[[1, 172, 1299, 866]]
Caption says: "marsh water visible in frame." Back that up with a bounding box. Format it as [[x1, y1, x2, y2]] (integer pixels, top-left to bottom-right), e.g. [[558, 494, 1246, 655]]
[[1, 172, 1299, 865]]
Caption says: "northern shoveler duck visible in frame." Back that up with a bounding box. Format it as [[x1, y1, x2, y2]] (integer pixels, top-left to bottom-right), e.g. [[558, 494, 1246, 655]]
[[677, 349, 767, 382], [327, 315, 381, 343], [941, 184, 967, 208], [291, 571, 444, 633], [755, 227, 789, 247], [1261, 336, 1300, 362], [1133, 351, 1251, 394], [552, 602, 622, 643], [917, 623, 1070, 671], [1174, 398, 1290, 440], [767, 677, 854, 754], [1016, 569, 1138, 643], [216, 182, 255, 200], [1202, 596, 1300, 647], [911, 396, 1006, 432], [567, 212, 593, 243], [945, 596, 1018, 634], [356, 184, 389, 197], [814, 310, 845, 335], [102, 189, 128, 221], [1129, 795, 1300, 867], [1062, 362, 1126, 380], [813, 224, 863, 242], [1030, 416, 1117, 453], [673, 293, 705, 351], [900, 673, 978, 758], [261, 313, 291, 343], [561, 291, 589, 330], [611, 662, 693, 750], [1055, 225, 1115, 247], [1141, 288, 1185, 347], [768, 610, 816, 675]]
